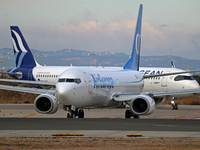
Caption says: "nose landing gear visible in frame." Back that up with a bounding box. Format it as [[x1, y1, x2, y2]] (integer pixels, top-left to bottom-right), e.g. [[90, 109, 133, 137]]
[[171, 100, 178, 110], [63, 105, 84, 118]]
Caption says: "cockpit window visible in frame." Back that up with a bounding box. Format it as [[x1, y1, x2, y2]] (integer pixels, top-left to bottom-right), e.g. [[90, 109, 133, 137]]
[[75, 79, 81, 84], [174, 75, 194, 81], [66, 79, 75, 82], [58, 78, 65, 82], [58, 78, 81, 84]]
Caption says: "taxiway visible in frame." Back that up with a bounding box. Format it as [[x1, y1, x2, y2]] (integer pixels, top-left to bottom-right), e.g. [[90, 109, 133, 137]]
[[0, 104, 200, 137]]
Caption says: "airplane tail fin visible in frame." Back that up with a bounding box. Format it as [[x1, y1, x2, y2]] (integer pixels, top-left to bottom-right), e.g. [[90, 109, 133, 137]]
[[123, 4, 143, 71], [10, 26, 39, 68], [171, 61, 176, 68]]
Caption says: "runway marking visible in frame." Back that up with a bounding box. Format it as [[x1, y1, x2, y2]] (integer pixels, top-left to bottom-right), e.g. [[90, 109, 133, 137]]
[[127, 134, 142, 137], [22, 114, 37, 118], [100, 117, 124, 119], [100, 117, 200, 119], [52, 134, 84, 136]]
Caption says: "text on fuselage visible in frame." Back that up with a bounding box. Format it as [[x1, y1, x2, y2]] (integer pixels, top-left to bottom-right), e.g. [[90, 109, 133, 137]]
[[91, 74, 114, 89], [140, 70, 163, 75]]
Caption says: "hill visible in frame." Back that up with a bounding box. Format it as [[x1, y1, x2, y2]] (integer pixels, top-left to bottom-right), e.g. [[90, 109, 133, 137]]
[[1, 48, 200, 70]]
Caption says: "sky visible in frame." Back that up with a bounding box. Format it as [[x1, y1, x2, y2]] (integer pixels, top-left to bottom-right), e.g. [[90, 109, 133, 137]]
[[1, 0, 200, 60]]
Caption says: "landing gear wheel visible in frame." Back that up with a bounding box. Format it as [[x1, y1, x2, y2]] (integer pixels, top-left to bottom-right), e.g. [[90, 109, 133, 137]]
[[78, 109, 84, 118], [125, 110, 140, 119], [64, 105, 85, 119], [175, 104, 178, 110], [125, 110, 131, 118], [133, 115, 139, 119], [67, 113, 70, 118], [67, 112, 75, 118], [171, 103, 178, 110]]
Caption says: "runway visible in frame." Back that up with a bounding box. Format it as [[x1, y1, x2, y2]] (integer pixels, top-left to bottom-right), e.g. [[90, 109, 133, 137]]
[[1, 104, 200, 119], [0, 118, 200, 131], [0, 104, 200, 137]]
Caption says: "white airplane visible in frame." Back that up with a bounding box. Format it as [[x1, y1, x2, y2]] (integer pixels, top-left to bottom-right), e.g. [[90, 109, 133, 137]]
[[1, 4, 200, 118], [140, 67, 199, 110]]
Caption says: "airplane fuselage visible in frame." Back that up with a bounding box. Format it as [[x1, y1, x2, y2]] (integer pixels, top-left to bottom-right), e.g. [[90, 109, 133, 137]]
[[56, 67, 144, 108], [141, 67, 199, 93], [9, 65, 200, 98], [11, 65, 197, 107]]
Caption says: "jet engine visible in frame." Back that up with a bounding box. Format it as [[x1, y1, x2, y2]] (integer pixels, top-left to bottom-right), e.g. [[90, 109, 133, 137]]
[[34, 94, 58, 114], [130, 95, 155, 115]]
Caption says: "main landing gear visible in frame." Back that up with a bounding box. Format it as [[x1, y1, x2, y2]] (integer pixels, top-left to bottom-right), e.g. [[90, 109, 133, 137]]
[[63, 105, 84, 118], [171, 100, 178, 110], [125, 110, 139, 119]]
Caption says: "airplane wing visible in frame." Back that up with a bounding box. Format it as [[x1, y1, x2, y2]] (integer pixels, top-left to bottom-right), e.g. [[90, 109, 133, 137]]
[[0, 71, 22, 76], [143, 70, 200, 79], [113, 89, 200, 102], [0, 79, 56, 89], [0, 84, 55, 95]]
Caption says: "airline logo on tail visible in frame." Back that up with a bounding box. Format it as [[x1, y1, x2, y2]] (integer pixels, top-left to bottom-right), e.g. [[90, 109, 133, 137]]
[[10, 26, 36, 68]]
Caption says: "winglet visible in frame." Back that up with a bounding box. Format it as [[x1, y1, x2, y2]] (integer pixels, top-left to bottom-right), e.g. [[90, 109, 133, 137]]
[[123, 4, 143, 71], [10, 26, 38, 68]]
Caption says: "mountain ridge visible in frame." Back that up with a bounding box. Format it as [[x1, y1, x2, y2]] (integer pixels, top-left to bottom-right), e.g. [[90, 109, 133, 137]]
[[0, 48, 200, 70]]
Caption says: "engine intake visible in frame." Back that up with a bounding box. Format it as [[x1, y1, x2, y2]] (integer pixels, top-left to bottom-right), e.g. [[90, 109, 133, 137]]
[[130, 95, 155, 115], [34, 94, 58, 114]]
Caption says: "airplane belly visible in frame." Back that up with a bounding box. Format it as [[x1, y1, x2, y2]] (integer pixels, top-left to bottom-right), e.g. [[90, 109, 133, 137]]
[[57, 84, 108, 108], [88, 88, 112, 107], [57, 86, 93, 107]]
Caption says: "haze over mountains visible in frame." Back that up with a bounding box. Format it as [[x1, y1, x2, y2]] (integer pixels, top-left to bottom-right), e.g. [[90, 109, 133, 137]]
[[1, 48, 200, 70]]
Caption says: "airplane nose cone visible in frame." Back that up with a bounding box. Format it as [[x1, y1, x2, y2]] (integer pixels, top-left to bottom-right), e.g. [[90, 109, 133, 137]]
[[56, 83, 66, 95], [56, 83, 73, 105]]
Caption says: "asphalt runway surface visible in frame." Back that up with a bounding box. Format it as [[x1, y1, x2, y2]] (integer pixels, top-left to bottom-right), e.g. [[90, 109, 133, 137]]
[[0, 104, 200, 137]]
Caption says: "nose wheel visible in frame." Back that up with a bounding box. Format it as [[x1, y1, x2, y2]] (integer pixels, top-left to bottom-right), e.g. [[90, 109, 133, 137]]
[[63, 105, 84, 118], [67, 112, 75, 118]]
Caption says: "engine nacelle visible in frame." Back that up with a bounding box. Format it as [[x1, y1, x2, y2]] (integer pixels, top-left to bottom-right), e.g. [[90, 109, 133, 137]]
[[34, 94, 58, 114], [130, 95, 155, 115]]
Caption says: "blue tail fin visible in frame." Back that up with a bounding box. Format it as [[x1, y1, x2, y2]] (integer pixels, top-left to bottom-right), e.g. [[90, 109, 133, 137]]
[[10, 26, 37, 68], [123, 4, 143, 71]]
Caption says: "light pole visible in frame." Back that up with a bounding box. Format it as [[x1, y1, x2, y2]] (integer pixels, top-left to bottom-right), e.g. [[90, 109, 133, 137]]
[[0, 60, 4, 71], [90, 53, 96, 66]]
